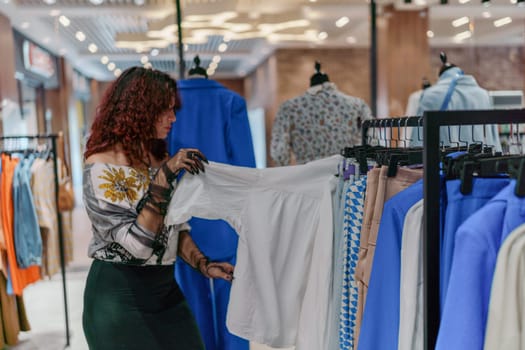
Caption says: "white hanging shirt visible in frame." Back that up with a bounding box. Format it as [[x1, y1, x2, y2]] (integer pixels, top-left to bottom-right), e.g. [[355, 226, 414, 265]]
[[166, 155, 342, 349]]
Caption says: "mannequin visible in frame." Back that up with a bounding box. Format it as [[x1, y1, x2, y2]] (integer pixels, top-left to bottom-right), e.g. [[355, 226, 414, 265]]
[[188, 55, 208, 79], [309, 61, 330, 87]]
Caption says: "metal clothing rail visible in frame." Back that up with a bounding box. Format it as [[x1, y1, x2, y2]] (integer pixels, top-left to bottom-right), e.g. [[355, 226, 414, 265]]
[[422, 109, 525, 349], [361, 116, 422, 146], [0, 134, 70, 348]]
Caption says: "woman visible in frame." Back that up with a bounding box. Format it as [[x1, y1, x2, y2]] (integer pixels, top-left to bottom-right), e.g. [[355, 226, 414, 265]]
[[82, 66, 233, 349]]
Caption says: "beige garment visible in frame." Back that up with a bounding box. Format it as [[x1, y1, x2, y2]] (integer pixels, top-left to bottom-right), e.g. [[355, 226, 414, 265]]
[[31, 159, 60, 277], [0, 272, 31, 346], [354, 165, 423, 346], [484, 223, 525, 350]]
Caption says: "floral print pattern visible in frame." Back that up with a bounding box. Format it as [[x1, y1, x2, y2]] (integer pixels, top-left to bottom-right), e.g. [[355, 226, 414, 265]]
[[270, 82, 372, 166], [98, 166, 150, 205]]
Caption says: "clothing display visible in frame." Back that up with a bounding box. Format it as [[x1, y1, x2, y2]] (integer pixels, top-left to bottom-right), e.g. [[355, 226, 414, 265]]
[[484, 223, 525, 350], [436, 181, 525, 350], [166, 78, 255, 350], [270, 82, 372, 166], [410, 67, 501, 152], [166, 155, 342, 349]]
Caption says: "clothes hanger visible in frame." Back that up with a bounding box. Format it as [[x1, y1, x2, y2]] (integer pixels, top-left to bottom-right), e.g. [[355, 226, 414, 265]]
[[309, 61, 330, 87], [188, 55, 208, 79]]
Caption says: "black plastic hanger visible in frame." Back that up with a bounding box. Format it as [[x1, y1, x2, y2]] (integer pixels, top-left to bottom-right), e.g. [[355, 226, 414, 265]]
[[188, 55, 208, 79], [310, 61, 330, 87]]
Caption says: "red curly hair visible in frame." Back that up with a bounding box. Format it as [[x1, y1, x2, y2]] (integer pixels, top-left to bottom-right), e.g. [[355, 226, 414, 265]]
[[84, 67, 181, 165]]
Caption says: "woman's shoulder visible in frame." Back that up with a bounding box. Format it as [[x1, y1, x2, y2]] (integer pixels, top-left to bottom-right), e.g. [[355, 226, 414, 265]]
[[85, 149, 129, 166]]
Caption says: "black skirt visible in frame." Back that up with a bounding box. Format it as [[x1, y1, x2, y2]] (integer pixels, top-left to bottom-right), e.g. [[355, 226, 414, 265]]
[[83, 259, 205, 350]]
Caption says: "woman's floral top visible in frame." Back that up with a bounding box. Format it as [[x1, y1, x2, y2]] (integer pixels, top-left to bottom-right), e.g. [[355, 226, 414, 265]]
[[83, 163, 189, 265], [270, 82, 372, 166]]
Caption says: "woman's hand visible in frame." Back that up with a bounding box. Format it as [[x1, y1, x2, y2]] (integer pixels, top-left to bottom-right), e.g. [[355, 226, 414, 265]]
[[166, 148, 208, 175], [200, 260, 235, 282]]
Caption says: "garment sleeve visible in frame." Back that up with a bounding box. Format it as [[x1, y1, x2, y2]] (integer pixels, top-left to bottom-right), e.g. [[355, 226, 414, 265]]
[[226, 95, 256, 167], [83, 165, 165, 260], [270, 102, 292, 166]]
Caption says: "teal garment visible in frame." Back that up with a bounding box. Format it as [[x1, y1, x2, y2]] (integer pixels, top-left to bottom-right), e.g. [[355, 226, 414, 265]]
[[410, 67, 501, 152]]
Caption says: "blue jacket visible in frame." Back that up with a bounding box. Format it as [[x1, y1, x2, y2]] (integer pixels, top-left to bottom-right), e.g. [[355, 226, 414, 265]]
[[167, 78, 256, 258]]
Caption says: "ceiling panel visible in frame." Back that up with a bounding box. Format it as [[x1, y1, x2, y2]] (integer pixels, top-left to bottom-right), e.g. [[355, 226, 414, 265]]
[[1, 0, 523, 81]]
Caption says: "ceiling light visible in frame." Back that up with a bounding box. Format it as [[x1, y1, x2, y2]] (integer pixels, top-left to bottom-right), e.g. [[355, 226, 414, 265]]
[[49, 9, 60, 16], [510, 0, 517, 3], [140, 55, 149, 64], [346, 36, 356, 44], [43, 0, 56, 4], [107, 62, 116, 71], [494, 17, 512, 27], [89, 0, 104, 5], [75, 31, 86, 42], [454, 30, 472, 41], [427, 30, 435, 38], [212, 55, 221, 63], [58, 15, 70, 27], [150, 49, 159, 56], [318, 32, 328, 40], [309, 0, 317, 2], [20, 22, 30, 29], [458, 0, 470, 3], [100, 55, 109, 64], [452, 16, 469, 27], [144, 62, 153, 69], [88, 43, 98, 53], [223, 34, 232, 42], [207, 68, 215, 76], [133, 0, 144, 5], [209, 62, 218, 70], [218, 43, 228, 52], [335, 17, 350, 28], [482, 11, 491, 18], [114, 69, 122, 77]]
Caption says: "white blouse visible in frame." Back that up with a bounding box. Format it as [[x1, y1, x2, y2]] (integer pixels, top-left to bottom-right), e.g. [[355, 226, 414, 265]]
[[166, 155, 342, 349]]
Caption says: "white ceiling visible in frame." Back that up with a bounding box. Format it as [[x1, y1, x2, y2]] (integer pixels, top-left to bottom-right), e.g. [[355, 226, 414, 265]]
[[0, 0, 524, 81]]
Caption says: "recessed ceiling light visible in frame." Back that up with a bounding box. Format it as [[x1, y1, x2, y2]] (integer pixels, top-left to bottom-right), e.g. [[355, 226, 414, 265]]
[[346, 36, 357, 44], [335, 17, 350, 28], [58, 15, 70, 27], [75, 31, 86, 42], [318, 32, 328, 40], [140, 55, 149, 64], [212, 55, 221, 63], [150, 49, 159, 56], [107, 62, 116, 71], [454, 30, 472, 41], [100, 55, 109, 64], [207, 68, 215, 76], [43, 0, 56, 4], [482, 11, 491, 18], [133, 0, 144, 5], [494, 17, 512, 27], [88, 43, 98, 53], [452, 16, 469, 27], [89, 0, 104, 5], [114, 69, 122, 77], [218, 43, 228, 52], [427, 30, 435, 38]]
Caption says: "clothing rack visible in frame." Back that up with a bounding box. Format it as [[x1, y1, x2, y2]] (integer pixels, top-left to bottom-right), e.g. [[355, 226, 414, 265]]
[[0, 134, 70, 348], [422, 109, 525, 349], [361, 110, 525, 349]]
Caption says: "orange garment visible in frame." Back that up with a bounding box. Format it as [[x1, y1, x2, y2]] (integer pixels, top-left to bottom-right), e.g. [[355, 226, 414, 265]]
[[1, 154, 40, 295]]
